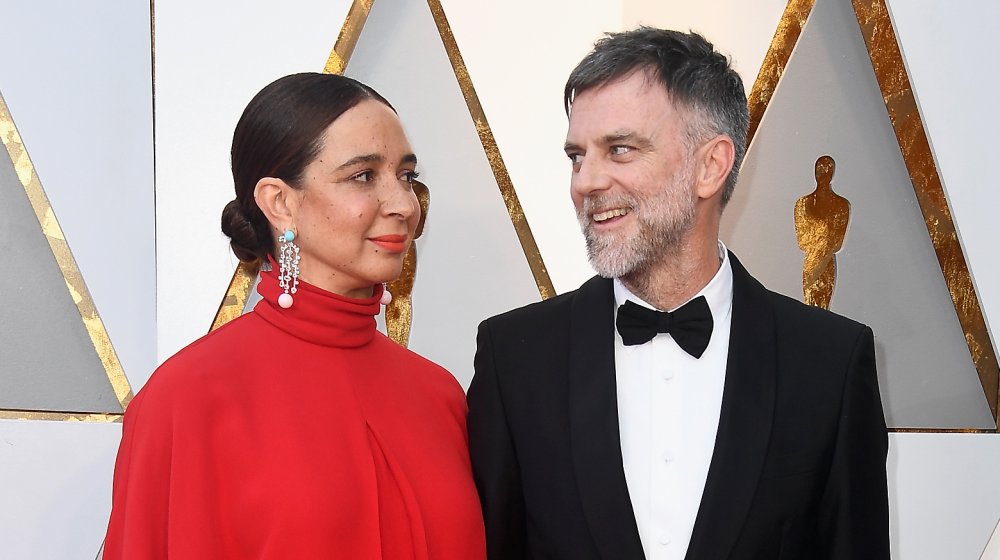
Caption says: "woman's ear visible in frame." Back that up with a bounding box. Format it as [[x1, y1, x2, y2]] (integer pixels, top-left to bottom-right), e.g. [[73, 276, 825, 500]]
[[253, 177, 298, 232]]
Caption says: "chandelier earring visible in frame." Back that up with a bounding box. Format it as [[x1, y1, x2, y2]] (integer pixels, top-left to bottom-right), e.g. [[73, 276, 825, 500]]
[[277, 228, 300, 309]]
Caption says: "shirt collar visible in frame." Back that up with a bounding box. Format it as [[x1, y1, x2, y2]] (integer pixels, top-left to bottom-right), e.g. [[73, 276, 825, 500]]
[[613, 240, 734, 323]]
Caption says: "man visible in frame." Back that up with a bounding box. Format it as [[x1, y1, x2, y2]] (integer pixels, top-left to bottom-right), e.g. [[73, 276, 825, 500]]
[[467, 28, 889, 559]]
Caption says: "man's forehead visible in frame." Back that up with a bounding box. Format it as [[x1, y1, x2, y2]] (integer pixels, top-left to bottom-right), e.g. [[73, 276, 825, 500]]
[[569, 68, 665, 107], [566, 88, 678, 144]]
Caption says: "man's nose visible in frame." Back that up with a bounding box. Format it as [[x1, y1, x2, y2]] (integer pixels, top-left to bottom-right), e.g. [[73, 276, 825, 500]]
[[571, 155, 613, 198]]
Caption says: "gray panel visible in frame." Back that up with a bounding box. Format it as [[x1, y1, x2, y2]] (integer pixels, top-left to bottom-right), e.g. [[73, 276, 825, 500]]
[[0, 0, 156, 391], [0, 142, 121, 412], [720, 0, 992, 428], [343, 0, 541, 387]]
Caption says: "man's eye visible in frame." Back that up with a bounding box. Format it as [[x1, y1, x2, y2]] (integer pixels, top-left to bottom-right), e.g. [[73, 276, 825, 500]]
[[352, 171, 373, 182], [567, 153, 584, 165], [610, 146, 632, 156]]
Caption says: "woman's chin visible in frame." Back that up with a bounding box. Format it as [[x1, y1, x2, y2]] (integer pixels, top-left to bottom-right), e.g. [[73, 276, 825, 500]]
[[379, 264, 407, 285]]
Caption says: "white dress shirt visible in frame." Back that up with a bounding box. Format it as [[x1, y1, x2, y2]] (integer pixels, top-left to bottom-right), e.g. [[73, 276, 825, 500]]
[[613, 242, 734, 560]]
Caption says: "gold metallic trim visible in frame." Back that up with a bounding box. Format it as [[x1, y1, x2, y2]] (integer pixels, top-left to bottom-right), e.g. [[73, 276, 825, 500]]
[[426, 0, 555, 300], [889, 428, 995, 434], [212, 261, 259, 332], [211, 0, 374, 331], [324, 0, 373, 75], [0, 410, 122, 423], [210, 262, 258, 332], [888, 428, 997, 434], [853, 0, 999, 425], [746, 0, 816, 145], [0, 92, 133, 420]]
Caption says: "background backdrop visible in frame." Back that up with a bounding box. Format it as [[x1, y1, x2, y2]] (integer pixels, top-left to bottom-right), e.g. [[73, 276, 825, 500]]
[[1, 0, 998, 557]]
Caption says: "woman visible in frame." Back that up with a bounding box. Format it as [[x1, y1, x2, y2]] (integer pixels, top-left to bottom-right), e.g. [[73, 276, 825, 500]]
[[103, 73, 486, 559]]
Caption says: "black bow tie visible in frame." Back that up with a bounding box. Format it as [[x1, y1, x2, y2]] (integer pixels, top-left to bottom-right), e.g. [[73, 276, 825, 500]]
[[616, 296, 714, 358]]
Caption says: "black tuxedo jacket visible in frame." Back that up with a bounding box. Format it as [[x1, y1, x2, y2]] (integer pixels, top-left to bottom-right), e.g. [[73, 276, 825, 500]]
[[467, 253, 889, 559]]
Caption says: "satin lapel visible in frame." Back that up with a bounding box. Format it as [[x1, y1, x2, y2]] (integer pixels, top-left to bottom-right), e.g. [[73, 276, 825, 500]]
[[568, 276, 646, 560], [685, 253, 777, 560]]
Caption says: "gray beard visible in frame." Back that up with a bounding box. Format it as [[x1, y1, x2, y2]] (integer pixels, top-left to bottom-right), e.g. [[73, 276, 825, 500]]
[[578, 170, 696, 281]]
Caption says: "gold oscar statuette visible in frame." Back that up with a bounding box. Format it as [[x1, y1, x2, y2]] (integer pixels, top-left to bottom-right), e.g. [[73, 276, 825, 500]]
[[794, 155, 850, 309]]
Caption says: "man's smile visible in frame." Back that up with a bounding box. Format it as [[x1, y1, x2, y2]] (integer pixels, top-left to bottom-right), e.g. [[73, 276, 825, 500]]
[[592, 207, 632, 223]]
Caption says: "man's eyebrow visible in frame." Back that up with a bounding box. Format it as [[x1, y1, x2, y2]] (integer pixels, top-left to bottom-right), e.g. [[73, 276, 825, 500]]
[[336, 153, 383, 170], [602, 130, 652, 148], [564, 131, 654, 153]]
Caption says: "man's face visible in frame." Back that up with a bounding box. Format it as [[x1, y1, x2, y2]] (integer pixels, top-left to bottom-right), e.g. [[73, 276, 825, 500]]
[[564, 70, 698, 279]]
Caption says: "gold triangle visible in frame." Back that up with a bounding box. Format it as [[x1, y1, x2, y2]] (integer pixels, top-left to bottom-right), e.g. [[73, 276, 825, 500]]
[[747, 0, 998, 430], [0, 93, 133, 422], [210, 0, 554, 343]]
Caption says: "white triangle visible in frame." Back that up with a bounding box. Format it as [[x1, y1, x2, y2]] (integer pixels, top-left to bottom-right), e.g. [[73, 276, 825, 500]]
[[343, 0, 542, 388], [720, 0, 992, 428]]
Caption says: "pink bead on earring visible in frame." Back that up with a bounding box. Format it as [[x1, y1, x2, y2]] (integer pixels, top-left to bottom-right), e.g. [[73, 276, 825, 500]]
[[380, 284, 392, 306]]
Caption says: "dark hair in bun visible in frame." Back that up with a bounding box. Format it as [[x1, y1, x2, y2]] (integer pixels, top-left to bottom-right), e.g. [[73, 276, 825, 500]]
[[221, 72, 393, 262]]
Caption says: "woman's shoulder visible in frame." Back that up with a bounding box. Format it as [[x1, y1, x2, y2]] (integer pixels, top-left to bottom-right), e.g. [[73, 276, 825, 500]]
[[371, 334, 466, 399], [135, 313, 266, 408]]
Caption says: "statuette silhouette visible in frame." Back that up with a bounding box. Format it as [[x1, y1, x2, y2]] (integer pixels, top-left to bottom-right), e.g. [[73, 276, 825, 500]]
[[794, 155, 850, 309]]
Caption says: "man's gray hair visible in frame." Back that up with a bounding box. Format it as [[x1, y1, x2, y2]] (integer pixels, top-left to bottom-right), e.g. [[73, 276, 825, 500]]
[[564, 27, 749, 205]]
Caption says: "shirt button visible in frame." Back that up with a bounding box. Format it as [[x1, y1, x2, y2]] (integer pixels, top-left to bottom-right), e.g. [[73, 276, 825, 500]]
[[662, 370, 674, 380], [663, 454, 673, 464], [659, 535, 672, 546]]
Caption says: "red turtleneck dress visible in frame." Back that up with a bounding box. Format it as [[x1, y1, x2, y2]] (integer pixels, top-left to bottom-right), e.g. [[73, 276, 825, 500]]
[[103, 269, 486, 559]]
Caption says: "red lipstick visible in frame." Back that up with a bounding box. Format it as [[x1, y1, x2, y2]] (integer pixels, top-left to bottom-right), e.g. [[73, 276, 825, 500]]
[[369, 234, 408, 253]]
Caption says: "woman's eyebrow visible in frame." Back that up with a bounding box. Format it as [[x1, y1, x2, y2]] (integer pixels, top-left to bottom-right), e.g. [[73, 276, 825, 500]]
[[336, 153, 383, 170]]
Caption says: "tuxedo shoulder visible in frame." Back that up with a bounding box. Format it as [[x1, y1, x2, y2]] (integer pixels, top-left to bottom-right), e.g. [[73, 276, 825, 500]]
[[484, 291, 573, 326], [730, 251, 869, 339], [763, 287, 872, 342], [480, 276, 604, 334]]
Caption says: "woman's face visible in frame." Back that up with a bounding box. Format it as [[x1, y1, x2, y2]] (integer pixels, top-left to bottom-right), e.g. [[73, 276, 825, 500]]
[[290, 99, 420, 298]]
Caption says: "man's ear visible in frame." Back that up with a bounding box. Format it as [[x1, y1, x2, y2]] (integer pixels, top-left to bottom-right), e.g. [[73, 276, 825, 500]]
[[253, 177, 299, 233], [694, 135, 735, 201]]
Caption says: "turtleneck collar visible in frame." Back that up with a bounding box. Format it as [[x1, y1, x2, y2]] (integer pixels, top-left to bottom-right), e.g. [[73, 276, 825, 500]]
[[252, 264, 383, 348]]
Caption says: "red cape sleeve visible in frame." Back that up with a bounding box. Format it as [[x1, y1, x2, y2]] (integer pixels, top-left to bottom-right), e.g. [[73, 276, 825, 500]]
[[103, 385, 173, 559]]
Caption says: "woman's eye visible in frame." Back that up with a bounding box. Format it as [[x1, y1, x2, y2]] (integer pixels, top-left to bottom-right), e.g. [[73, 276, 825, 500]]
[[401, 170, 420, 184], [610, 145, 632, 156], [352, 171, 374, 182]]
